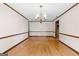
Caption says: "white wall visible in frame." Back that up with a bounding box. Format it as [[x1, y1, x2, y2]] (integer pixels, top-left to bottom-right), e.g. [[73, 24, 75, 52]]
[[59, 4, 79, 52], [0, 4, 28, 53], [29, 22, 55, 36]]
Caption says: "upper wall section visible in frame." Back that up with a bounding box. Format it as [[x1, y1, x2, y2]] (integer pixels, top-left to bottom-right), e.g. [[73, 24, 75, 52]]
[[59, 4, 79, 36], [0, 3, 28, 37]]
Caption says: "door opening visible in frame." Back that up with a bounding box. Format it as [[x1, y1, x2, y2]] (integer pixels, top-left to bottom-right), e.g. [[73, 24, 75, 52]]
[[55, 20, 59, 38]]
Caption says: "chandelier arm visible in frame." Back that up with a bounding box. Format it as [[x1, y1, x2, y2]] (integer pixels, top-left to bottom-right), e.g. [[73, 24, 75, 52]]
[[35, 5, 46, 23]]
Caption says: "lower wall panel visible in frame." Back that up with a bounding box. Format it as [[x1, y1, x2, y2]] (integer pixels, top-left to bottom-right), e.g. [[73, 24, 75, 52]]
[[59, 34, 79, 52], [30, 32, 55, 37], [0, 33, 28, 53]]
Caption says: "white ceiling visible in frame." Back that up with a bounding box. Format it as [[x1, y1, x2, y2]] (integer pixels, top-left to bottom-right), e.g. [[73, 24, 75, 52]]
[[8, 3, 75, 21]]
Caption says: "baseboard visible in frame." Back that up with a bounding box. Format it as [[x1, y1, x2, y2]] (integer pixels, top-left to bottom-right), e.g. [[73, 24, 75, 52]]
[[30, 36, 55, 38], [58, 40, 79, 55], [3, 37, 29, 54]]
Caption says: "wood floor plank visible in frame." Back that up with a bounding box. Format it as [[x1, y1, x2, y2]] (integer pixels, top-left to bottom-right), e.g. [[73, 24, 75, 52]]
[[6, 37, 79, 56]]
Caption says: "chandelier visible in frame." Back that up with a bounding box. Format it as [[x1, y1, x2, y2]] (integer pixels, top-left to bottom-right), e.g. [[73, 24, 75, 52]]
[[35, 5, 46, 23]]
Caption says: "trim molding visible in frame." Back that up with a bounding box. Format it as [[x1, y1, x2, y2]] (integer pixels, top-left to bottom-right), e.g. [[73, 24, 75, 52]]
[[30, 36, 54, 37], [59, 40, 79, 55], [0, 32, 28, 39], [30, 31, 55, 32], [3, 38, 28, 54], [3, 3, 29, 20], [59, 33, 79, 39], [53, 3, 79, 22], [29, 21, 53, 22]]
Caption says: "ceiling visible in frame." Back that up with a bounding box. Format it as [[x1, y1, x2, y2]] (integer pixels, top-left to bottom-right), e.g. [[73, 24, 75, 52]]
[[8, 3, 75, 21]]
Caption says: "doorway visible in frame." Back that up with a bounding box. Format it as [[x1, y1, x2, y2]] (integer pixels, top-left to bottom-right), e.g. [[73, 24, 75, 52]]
[[55, 20, 59, 38]]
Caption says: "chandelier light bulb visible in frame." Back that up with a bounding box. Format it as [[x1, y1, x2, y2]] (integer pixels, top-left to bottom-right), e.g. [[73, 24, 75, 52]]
[[35, 5, 46, 23]]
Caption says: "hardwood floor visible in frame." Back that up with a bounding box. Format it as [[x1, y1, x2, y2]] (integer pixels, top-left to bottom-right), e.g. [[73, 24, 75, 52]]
[[6, 37, 79, 56]]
